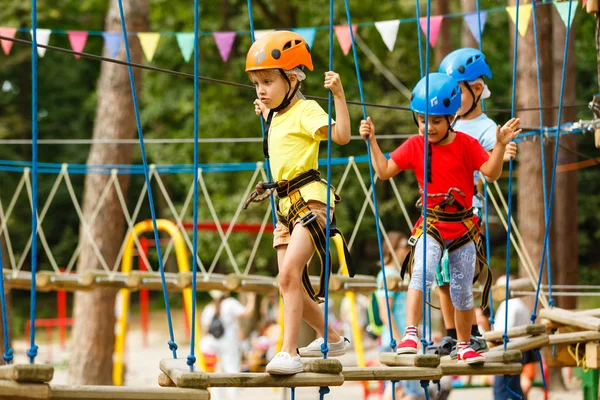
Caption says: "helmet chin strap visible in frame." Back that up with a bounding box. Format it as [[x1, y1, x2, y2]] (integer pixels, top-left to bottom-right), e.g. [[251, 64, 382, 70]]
[[454, 82, 481, 122], [262, 69, 301, 159], [412, 112, 453, 184]]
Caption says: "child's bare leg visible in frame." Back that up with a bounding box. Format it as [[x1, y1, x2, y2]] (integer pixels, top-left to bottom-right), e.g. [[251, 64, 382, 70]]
[[438, 285, 456, 330], [301, 291, 341, 342], [405, 288, 424, 328], [455, 308, 474, 343], [276, 225, 318, 356]]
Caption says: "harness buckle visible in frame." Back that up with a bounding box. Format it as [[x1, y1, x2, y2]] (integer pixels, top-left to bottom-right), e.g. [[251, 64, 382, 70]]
[[408, 235, 418, 247], [300, 210, 318, 227]]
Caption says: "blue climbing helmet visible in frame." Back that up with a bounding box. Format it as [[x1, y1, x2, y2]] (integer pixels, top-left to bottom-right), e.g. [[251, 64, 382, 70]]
[[438, 48, 492, 82], [409, 73, 462, 117]]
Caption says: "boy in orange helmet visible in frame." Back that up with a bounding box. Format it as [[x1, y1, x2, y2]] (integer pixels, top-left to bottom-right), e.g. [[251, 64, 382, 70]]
[[245, 30, 352, 375]]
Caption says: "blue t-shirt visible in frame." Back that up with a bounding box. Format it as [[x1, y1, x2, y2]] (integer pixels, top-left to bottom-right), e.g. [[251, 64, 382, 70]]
[[453, 113, 497, 208], [376, 267, 407, 347]]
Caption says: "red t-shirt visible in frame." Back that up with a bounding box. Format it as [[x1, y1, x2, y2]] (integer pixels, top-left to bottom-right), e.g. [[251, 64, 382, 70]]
[[390, 131, 490, 240]]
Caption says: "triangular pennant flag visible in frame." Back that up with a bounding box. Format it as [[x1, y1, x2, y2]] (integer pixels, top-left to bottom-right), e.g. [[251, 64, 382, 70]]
[[554, 1, 578, 28], [292, 28, 317, 48], [67, 31, 88, 59], [506, 5, 533, 37], [30, 28, 51, 57], [213, 31, 236, 62], [334, 24, 357, 56], [102, 32, 122, 58], [254, 29, 274, 41], [137, 32, 160, 62], [583, 0, 588, 8], [374, 20, 400, 51], [419, 16, 444, 47], [464, 11, 488, 44], [0, 27, 17, 55], [176, 32, 195, 62]]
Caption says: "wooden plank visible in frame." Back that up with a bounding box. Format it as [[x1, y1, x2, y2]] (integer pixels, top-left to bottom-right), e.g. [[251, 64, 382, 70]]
[[303, 359, 343, 374], [158, 372, 176, 388], [159, 358, 209, 389], [385, 275, 409, 292], [329, 274, 377, 293], [440, 350, 522, 364], [548, 331, 600, 346], [441, 362, 523, 376], [379, 353, 440, 368], [83, 271, 130, 290], [492, 278, 533, 302], [342, 366, 442, 381], [127, 271, 181, 292], [585, 342, 600, 369], [49, 384, 209, 400], [3, 269, 38, 292], [539, 308, 600, 332], [207, 372, 344, 388], [0, 380, 50, 399], [177, 273, 229, 291], [484, 324, 546, 343], [0, 364, 54, 383], [224, 274, 279, 294], [36, 272, 94, 292], [489, 335, 549, 353]]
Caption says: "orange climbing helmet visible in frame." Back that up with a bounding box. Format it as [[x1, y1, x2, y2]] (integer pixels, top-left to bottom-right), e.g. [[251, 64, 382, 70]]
[[246, 30, 314, 72]]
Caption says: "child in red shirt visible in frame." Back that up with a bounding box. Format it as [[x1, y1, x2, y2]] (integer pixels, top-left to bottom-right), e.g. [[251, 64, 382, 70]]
[[359, 73, 521, 364]]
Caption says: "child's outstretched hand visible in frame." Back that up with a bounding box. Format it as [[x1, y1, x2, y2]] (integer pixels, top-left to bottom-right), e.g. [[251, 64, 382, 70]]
[[254, 99, 267, 118], [359, 117, 375, 140], [503, 142, 518, 161], [324, 71, 345, 98], [496, 117, 522, 146]]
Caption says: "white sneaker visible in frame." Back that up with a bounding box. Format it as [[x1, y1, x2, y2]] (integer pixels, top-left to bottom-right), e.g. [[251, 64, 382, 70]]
[[298, 337, 348, 358], [266, 352, 304, 375]]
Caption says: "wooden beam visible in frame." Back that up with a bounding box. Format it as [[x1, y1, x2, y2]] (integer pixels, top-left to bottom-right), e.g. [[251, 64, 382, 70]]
[[484, 324, 546, 343], [49, 384, 209, 400], [3, 269, 37, 291], [489, 335, 549, 352], [441, 362, 523, 376], [177, 273, 229, 291], [342, 366, 442, 381], [379, 353, 440, 368], [329, 274, 377, 293], [207, 371, 344, 388], [224, 274, 279, 295], [83, 271, 130, 290], [303, 359, 343, 374], [0, 380, 50, 399], [440, 350, 522, 364], [586, 342, 600, 369], [548, 331, 600, 346], [385, 275, 409, 292], [158, 373, 176, 388], [159, 358, 209, 389], [127, 271, 181, 292], [539, 308, 600, 332], [0, 364, 54, 383], [36, 271, 94, 292], [492, 278, 533, 302]]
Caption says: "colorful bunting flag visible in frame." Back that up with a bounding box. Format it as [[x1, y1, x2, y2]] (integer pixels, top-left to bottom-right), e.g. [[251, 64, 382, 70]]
[[102, 32, 122, 58], [67, 31, 88, 59], [554, 1, 578, 28], [374, 20, 400, 51], [292, 27, 317, 48], [213, 31, 236, 62], [419, 16, 444, 47], [464, 11, 488, 44], [30, 29, 51, 57], [506, 4, 533, 37], [334, 24, 357, 56], [138, 32, 160, 62], [583, 0, 588, 8], [0, 27, 17, 56], [176, 33, 194, 62]]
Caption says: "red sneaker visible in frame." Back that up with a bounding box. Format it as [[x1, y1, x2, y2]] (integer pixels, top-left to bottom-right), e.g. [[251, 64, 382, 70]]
[[457, 347, 485, 365], [396, 334, 418, 354]]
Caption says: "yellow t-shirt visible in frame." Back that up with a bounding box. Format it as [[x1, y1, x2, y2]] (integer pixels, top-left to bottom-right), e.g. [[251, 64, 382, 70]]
[[268, 99, 335, 216]]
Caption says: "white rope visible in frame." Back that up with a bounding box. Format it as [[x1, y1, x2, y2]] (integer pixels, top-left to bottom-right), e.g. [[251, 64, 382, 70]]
[[1, 172, 28, 270], [389, 177, 413, 229], [198, 170, 241, 275], [333, 157, 354, 195], [486, 184, 549, 309], [153, 169, 207, 273], [108, 169, 154, 274], [62, 171, 111, 272], [207, 165, 262, 274], [243, 203, 272, 276]]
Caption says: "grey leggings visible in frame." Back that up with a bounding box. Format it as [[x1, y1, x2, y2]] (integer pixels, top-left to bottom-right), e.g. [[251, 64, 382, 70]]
[[408, 234, 476, 311]]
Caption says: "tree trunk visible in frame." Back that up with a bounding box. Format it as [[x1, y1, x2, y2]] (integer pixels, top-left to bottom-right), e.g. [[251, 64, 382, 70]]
[[68, 0, 148, 385], [514, 2, 554, 291], [550, 10, 577, 311], [434, 0, 452, 64], [461, 0, 479, 48]]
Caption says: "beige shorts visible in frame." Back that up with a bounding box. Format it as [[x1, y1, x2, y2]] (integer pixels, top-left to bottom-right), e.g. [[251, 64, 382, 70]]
[[273, 200, 334, 249]]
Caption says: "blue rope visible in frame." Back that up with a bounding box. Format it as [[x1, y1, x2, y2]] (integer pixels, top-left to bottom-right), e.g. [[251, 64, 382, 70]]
[[343, 0, 396, 351], [321, 0, 335, 362], [187, 0, 201, 372], [534, 349, 548, 391], [290, 387, 295, 400], [392, 381, 397, 400], [484, 182, 494, 328], [427, 290, 432, 345], [504, 375, 523, 400], [415, 0, 424, 77], [503, 0, 520, 353], [420, 380, 431, 400], [475, 0, 485, 110], [531, 0, 553, 313], [0, 240, 13, 363], [246, 0, 278, 227], [420, 0, 432, 356], [28, 0, 39, 365], [319, 386, 330, 399], [533, 0, 574, 319], [116, 0, 178, 359]]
